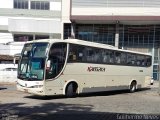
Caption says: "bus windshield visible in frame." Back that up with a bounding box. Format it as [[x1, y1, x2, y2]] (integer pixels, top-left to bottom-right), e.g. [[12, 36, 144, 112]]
[[18, 43, 48, 81]]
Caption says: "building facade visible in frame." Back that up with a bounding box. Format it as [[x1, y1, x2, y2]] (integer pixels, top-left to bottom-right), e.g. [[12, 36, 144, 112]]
[[63, 0, 160, 80], [0, 0, 159, 80], [0, 0, 62, 57]]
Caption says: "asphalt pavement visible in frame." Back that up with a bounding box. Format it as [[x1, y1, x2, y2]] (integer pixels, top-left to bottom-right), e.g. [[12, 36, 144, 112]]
[[0, 82, 160, 120]]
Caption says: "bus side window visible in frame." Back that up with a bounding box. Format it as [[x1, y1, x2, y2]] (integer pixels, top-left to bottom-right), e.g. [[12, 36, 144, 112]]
[[102, 50, 109, 63], [127, 53, 136, 65], [77, 46, 84, 62], [102, 49, 114, 64], [120, 52, 127, 64], [136, 60, 141, 66], [86, 49, 93, 62], [146, 56, 152, 66], [46, 43, 67, 79], [69, 52, 77, 61], [93, 49, 102, 63], [68, 44, 77, 62], [69, 44, 85, 62], [142, 56, 151, 67], [115, 52, 121, 64], [109, 51, 114, 63]]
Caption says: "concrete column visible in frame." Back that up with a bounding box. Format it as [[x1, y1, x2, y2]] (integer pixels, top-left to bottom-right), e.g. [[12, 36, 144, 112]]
[[62, 0, 71, 23], [61, 0, 71, 39], [61, 22, 64, 40], [28, 0, 31, 9], [71, 22, 75, 38], [13, 57, 16, 65], [33, 34, 35, 40], [115, 21, 119, 48], [158, 48, 160, 95]]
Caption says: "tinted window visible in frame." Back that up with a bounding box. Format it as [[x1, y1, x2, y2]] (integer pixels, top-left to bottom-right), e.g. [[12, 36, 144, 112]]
[[69, 44, 103, 63], [31, 1, 50, 10], [115, 51, 127, 64], [68, 44, 151, 67], [14, 34, 33, 42], [46, 43, 67, 79], [102, 49, 114, 64], [145, 56, 152, 67], [136, 55, 145, 66], [127, 53, 136, 65], [85, 47, 102, 63], [14, 0, 28, 9], [68, 44, 85, 62]]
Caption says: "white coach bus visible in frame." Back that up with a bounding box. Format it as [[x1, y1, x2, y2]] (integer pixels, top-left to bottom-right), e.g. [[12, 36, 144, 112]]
[[17, 39, 152, 97]]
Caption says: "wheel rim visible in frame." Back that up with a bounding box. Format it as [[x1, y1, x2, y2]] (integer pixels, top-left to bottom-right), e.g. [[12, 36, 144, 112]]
[[131, 84, 135, 91], [130, 82, 136, 92]]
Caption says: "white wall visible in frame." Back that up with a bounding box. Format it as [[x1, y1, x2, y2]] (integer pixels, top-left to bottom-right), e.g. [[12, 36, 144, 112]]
[[10, 44, 24, 55], [72, 0, 160, 16], [0, 71, 17, 83], [50, 1, 61, 11], [62, 0, 71, 23], [0, 0, 13, 9], [0, 33, 13, 44], [0, 44, 10, 55], [0, 64, 18, 83], [0, 43, 24, 56], [0, 17, 9, 25], [72, 8, 160, 16], [0, 64, 17, 70], [8, 18, 61, 34]]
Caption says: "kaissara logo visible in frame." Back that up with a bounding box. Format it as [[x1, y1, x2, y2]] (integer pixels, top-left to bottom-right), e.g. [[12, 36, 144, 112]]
[[87, 66, 105, 72]]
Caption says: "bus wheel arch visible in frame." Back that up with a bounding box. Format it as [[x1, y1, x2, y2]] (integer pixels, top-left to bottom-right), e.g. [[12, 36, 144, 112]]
[[64, 81, 78, 97], [129, 80, 137, 93]]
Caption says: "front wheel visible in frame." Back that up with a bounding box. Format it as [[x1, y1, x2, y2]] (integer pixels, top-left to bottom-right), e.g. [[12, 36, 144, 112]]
[[66, 83, 76, 97], [130, 81, 137, 93]]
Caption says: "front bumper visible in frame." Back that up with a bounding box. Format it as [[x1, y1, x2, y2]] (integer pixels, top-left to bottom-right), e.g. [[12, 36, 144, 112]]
[[17, 83, 45, 96]]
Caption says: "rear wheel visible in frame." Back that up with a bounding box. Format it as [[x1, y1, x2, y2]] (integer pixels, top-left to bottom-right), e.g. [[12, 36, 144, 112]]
[[130, 81, 137, 93]]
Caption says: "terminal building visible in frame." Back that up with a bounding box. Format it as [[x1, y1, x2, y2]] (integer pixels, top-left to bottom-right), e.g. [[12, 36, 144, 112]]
[[63, 0, 160, 80], [0, 0, 63, 63], [0, 0, 159, 80]]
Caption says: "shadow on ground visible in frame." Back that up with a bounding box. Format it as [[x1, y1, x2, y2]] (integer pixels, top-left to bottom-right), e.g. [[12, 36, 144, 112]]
[[0, 88, 159, 120], [24, 88, 151, 100], [0, 102, 159, 120], [0, 87, 7, 90]]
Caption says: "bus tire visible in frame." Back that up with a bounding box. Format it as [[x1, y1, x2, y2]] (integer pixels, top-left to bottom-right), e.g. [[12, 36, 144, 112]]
[[65, 82, 78, 97], [129, 81, 137, 93]]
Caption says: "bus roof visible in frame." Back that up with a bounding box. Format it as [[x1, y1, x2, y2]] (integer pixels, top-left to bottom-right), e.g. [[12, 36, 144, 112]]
[[26, 39, 152, 56]]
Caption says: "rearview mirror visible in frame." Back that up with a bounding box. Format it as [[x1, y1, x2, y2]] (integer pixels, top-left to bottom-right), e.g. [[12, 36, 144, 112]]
[[46, 60, 51, 69]]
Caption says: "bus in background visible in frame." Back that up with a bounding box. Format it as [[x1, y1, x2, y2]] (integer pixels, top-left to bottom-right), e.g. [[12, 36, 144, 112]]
[[17, 39, 152, 97]]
